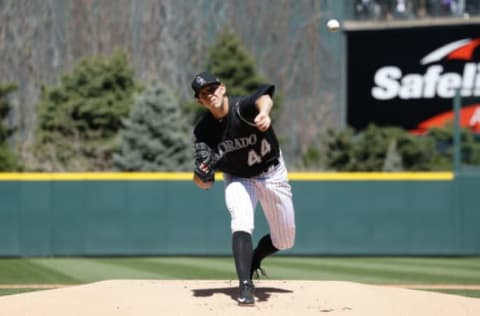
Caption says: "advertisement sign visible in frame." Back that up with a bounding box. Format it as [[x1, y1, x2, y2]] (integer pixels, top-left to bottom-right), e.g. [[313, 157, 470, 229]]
[[346, 22, 480, 133]]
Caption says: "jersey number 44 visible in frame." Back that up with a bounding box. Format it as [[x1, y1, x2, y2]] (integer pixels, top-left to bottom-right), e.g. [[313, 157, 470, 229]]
[[248, 138, 271, 166]]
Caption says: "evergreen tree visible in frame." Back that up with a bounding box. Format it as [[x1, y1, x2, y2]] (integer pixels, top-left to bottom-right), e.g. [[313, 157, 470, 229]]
[[183, 31, 282, 123], [321, 127, 356, 170], [428, 125, 480, 169], [322, 125, 437, 171], [306, 122, 480, 172], [114, 82, 193, 171], [35, 49, 139, 171], [0, 83, 20, 171], [206, 32, 268, 97]]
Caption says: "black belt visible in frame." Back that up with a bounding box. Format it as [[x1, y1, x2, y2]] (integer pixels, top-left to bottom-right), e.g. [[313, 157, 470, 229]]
[[261, 159, 279, 174]]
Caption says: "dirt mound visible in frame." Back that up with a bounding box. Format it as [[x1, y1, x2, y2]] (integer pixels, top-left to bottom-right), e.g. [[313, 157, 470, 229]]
[[1, 280, 479, 316]]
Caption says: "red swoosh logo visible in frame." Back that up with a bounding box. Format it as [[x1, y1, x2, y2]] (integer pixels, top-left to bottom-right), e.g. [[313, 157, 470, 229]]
[[410, 104, 480, 134], [447, 39, 480, 60]]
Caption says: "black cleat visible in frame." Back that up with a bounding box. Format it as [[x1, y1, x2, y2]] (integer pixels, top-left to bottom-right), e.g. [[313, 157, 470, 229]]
[[250, 257, 267, 280], [251, 266, 267, 280], [237, 280, 255, 305]]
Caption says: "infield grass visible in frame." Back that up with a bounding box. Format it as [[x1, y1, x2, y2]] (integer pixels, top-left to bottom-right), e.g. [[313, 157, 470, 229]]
[[0, 257, 479, 298]]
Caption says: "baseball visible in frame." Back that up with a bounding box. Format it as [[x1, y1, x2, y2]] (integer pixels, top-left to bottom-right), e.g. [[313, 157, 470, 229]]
[[327, 19, 340, 32]]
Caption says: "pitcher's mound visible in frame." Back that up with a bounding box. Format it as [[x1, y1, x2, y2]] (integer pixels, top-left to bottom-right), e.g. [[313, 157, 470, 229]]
[[1, 280, 480, 316]]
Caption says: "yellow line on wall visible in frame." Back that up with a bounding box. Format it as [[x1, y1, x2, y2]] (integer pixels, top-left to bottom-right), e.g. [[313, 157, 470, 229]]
[[0, 172, 194, 181], [288, 172, 454, 181], [0, 172, 454, 181]]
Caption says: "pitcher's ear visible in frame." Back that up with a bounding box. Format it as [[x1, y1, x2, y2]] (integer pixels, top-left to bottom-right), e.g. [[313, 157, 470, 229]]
[[219, 84, 226, 96]]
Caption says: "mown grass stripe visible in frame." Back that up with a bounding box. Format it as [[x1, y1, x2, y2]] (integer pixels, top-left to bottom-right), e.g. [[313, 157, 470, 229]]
[[297, 257, 480, 279], [360, 257, 480, 272], [275, 257, 480, 272], [2, 257, 479, 285], [0, 172, 453, 181], [30, 258, 167, 282], [0, 288, 45, 297], [0, 259, 78, 284], [93, 257, 236, 280], [0, 284, 69, 289], [265, 257, 480, 284]]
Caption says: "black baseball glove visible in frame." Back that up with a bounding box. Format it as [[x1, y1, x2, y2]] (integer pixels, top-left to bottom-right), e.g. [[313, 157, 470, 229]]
[[194, 142, 218, 183]]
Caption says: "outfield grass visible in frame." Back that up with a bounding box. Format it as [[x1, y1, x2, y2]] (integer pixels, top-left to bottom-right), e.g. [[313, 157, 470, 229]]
[[0, 257, 479, 298]]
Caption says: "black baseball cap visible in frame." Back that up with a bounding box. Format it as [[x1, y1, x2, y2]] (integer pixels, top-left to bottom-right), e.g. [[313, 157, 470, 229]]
[[191, 71, 221, 98]]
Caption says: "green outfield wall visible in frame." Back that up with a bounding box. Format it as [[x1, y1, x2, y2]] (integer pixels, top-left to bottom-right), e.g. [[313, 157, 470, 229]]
[[0, 172, 479, 256]]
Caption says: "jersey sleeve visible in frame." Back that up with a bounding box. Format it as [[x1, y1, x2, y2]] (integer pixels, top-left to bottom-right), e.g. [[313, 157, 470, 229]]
[[238, 84, 275, 120]]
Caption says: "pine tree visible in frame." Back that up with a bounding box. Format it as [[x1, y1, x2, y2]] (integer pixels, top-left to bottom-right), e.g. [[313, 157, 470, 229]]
[[0, 83, 20, 171], [427, 125, 480, 169], [322, 125, 437, 171], [35, 49, 139, 171], [183, 31, 282, 123], [114, 82, 193, 171], [206, 32, 267, 97]]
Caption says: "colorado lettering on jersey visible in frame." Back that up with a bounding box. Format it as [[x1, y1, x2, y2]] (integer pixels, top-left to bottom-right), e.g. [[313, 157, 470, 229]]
[[193, 85, 280, 177], [217, 134, 257, 156]]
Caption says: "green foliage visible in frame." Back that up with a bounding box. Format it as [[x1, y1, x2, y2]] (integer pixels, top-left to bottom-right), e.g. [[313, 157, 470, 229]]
[[35, 50, 139, 171], [0, 83, 17, 143], [114, 82, 193, 171], [428, 125, 480, 168], [392, 131, 435, 171], [0, 83, 20, 171], [314, 125, 431, 171], [311, 124, 480, 171], [184, 31, 282, 123], [206, 32, 269, 97], [321, 127, 356, 171], [0, 147, 19, 171], [301, 146, 324, 169]]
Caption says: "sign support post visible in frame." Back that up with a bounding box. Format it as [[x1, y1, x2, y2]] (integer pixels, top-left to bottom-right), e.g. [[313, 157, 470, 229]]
[[453, 88, 461, 173]]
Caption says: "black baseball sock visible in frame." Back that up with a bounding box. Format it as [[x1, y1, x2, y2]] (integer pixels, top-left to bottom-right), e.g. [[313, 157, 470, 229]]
[[252, 234, 278, 270], [232, 231, 253, 282]]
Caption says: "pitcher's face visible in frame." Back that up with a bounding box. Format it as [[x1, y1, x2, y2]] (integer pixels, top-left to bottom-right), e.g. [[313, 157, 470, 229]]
[[198, 84, 226, 110]]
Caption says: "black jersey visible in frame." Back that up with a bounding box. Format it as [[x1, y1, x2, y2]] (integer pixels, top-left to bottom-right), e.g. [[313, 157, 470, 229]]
[[194, 84, 280, 178]]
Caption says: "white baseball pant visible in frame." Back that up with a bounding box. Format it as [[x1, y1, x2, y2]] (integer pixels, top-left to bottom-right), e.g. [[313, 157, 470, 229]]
[[223, 156, 296, 250]]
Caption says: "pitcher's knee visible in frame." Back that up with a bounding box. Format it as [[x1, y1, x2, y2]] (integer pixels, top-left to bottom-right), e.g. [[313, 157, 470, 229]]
[[272, 227, 295, 250], [231, 222, 254, 235]]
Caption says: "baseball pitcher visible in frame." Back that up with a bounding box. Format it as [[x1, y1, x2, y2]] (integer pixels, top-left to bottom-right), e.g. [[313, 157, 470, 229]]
[[191, 71, 296, 305]]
